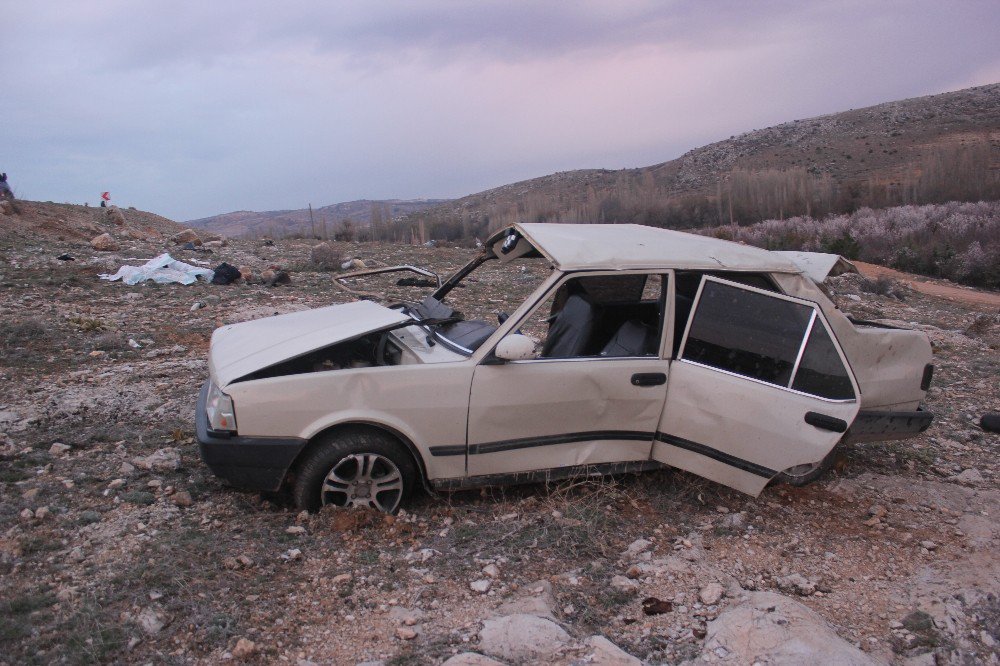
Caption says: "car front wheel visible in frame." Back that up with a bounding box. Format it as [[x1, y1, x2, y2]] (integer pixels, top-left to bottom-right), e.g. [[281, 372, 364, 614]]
[[293, 430, 417, 513]]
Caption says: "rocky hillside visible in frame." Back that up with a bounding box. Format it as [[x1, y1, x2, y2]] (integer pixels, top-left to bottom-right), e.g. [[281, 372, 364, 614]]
[[0, 200, 184, 249], [404, 83, 1000, 236], [0, 226, 997, 664], [187, 198, 451, 239]]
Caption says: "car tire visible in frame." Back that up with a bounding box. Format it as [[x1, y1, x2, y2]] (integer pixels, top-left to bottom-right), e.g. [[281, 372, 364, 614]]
[[776, 441, 843, 487], [292, 429, 417, 514]]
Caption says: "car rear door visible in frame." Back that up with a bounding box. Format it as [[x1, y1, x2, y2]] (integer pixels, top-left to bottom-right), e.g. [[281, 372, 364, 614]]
[[653, 276, 860, 496]]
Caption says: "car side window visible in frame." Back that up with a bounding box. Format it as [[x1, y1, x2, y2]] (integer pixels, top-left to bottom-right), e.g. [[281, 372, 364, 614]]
[[518, 274, 665, 359], [680, 279, 855, 399]]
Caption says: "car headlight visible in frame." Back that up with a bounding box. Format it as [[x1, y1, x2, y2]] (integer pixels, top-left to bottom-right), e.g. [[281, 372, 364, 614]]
[[205, 382, 237, 433]]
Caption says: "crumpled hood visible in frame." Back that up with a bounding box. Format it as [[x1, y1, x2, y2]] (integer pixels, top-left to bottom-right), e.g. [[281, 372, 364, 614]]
[[209, 300, 409, 387]]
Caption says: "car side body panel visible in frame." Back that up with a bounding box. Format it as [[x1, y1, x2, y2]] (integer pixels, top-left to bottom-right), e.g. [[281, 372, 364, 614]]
[[223, 364, 474, 481], [772, 273, 933, 411]]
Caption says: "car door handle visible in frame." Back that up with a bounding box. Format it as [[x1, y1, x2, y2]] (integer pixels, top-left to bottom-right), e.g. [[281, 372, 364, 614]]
[[631, 373, 666, 387], [804, 411, 848, 433]]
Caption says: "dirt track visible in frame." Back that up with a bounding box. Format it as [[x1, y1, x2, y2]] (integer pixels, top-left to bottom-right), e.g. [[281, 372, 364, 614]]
[[855, 261, 1000, 308]]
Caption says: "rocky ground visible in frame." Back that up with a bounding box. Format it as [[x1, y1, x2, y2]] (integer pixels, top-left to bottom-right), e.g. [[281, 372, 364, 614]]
[[0, 203, 997, 665]]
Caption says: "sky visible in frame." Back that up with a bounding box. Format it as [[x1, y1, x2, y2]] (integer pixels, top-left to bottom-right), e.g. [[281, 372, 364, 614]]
[[2, 1, 999, 222]]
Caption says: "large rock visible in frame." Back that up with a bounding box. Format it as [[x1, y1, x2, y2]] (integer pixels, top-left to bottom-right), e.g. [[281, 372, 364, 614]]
[[106, 205, 127, 226], [90, 232, 119, 251], [172, 228, 202, 245], [702, 591, 876, 665], [584, 635, 642, 665], [495, 580, 557, 619], [478, 614, 569, 662]]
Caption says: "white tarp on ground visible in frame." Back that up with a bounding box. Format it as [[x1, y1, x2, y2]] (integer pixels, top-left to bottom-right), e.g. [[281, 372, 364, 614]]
[[99, 253, 214, 285]]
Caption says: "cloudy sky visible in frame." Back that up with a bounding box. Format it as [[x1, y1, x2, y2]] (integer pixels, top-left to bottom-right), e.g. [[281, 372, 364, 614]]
[[3, 1, 998, 221]]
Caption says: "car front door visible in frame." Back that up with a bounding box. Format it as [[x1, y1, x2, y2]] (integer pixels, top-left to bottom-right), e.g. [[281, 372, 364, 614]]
[[653, 276, 861, 496], [466, 273, 671, 478]]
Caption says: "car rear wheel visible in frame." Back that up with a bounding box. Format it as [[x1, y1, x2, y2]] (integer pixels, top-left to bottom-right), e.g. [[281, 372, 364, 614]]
[[293, 430, 417, 513], [776, 441, 843, 487]]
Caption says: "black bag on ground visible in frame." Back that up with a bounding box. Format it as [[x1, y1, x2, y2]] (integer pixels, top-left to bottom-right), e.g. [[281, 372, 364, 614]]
[[211, 263, 241, 285]]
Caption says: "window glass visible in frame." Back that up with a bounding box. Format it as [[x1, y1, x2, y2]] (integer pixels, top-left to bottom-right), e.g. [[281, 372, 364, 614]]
[[682, 281, 812, 386], [791, 322, 855, 399]]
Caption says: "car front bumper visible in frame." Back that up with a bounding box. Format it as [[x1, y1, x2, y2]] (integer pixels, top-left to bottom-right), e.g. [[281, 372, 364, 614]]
[[196, 380, 307, 492]]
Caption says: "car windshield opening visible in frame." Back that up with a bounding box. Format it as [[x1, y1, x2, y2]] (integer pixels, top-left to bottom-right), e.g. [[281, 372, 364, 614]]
[[413, 254, 552, 355]]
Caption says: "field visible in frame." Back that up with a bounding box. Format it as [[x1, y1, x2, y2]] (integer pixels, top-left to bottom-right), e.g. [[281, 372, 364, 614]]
[[1, 213, 998, 664]]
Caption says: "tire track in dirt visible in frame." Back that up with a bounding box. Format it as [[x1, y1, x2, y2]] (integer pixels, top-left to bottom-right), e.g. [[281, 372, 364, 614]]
[[854, 261, 1000, 308]]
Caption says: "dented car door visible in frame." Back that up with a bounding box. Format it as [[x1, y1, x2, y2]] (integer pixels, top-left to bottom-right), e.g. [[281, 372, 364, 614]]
[[466, 272, 670, 478], [654, 277, 861, 495]]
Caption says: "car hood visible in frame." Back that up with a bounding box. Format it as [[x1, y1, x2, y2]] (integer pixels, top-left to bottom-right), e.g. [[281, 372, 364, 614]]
[[209, 300, 410, 387]]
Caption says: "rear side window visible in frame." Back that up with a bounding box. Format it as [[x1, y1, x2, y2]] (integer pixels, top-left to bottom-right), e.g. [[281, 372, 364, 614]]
[[791, 322, 855, 399], [681, 279, 855, 400]]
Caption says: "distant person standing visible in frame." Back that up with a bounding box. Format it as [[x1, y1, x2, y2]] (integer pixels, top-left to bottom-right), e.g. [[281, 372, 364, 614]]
[[100, 191, 110, 208], [0, 173, 13, 201]]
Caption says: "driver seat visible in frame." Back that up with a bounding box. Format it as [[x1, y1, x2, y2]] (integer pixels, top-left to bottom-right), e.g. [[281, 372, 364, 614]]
[[541, 293, 596, 358]]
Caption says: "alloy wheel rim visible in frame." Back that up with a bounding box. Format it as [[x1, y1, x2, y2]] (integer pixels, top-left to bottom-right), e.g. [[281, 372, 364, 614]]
[[320, 453, 404, 513]]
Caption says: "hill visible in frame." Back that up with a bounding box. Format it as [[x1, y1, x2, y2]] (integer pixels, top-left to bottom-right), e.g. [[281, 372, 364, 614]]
[[401, 83, 1000, 241], [0, 199, 183, 248], [186, 198, 450, 239]]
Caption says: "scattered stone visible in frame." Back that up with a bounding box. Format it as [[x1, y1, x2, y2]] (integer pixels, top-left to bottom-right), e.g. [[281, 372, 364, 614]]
[[170, 491, 193, 507], [281, 548, 303, 561], [584, 635, 642, 665], [950, 468, 984, 484], [262, 269, 291, 287], [611, 575, 640, 592], [48, 442, 71, 456], [482, 563, 500, 578], [34, 506, 50, 521], [286, 525, 306, 535], [132, 448, 181, 472], [107, 206, 127, 226], [919, 540, 937, 551], [238, 265, 253, 281], [470, 579, 492, 594], [641, 596, 673, 615], [395, 626, 417, 640], [137, 608, 165, 635], [703, 591, 876, 664], [332, 573, 352, 584], [699, 582, 726, 605], [622, 538, 652, 558], [19, 508, 34, 522], [232, 637, 256, 659], [776, 573, 817, 596], [496, 580, 557, 618], [172, 229, 202, 245], [478, 614, 570, 662], [90, 233, 119, 251]]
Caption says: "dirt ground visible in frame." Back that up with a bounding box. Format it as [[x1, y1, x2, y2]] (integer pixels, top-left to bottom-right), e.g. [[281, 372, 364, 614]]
[[0, 205, 997, 664]]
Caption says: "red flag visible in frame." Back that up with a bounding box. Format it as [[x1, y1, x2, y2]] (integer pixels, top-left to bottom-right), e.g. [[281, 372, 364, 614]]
[[101, 192, 110, 201]]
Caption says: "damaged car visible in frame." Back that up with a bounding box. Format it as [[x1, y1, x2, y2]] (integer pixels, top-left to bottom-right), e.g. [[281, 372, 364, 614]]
[[197, 223, 934, 513]]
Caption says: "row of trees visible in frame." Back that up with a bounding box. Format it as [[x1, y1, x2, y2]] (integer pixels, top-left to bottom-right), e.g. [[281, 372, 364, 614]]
[[397, 137, 998, 242], [701, 200, 1000, 288]]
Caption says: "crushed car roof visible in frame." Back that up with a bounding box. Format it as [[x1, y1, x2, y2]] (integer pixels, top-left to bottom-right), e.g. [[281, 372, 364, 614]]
[[513, 223, 802, 273]]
